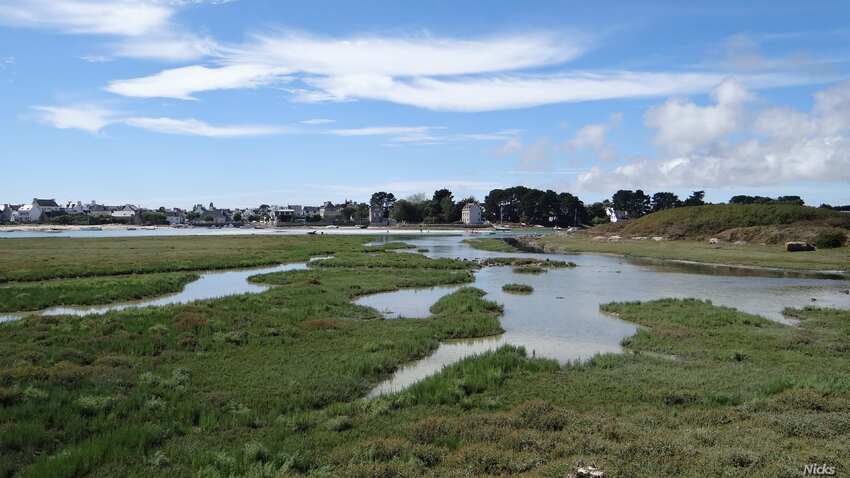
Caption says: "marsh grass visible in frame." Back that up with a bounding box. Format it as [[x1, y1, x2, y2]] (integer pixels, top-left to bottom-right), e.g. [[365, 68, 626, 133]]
[[0, 236, 503, 476], [512, 265, 546, 274], [502, 283, 533, 294], [462, 238, 519, 253], [3, 234, 850, 476], [0, 272, 198, 312]]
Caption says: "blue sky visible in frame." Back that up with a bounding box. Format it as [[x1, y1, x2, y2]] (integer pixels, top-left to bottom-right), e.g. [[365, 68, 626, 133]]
[[2, 0, 850, 208]]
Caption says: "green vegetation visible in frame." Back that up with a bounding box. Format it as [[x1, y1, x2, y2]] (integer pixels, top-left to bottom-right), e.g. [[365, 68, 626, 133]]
[[0, 235, 366, 282], [3, 234, 850, 476], [0, 235, 504, 476], [599, 203, 850, 242], [815, 230, 848, 249], [528, 234, 850, 274], [0, 272, 198, 312], [512, 265, 545, 274], [502, 283, 533, 294], [462, 237, 519, 252], [308, 300, 850, 477], [481, 257, 576, 268]]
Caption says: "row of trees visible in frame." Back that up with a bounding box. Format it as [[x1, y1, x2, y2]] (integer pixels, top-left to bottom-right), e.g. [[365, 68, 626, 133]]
[[371, 190, 478, 224], [364, 186, 821, 227], [483, 187, 586, 227]]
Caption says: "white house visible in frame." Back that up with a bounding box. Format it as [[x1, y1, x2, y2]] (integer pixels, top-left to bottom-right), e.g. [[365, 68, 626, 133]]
[[13, 204, 32, 223], [0, 204, 21, 223], [319, 201, 341, 220], [461, 202, 484, 225], [29, 198, 61, 222], [605, 207, 628, 223], [111, 205, 138, 222]]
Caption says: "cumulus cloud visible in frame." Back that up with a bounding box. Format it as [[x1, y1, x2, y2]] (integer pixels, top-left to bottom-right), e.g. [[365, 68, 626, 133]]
[[31, 104, 119, 133], [577, 79, 850, 191], [565, 112, 622, 161], [644, 78, 752, 155]]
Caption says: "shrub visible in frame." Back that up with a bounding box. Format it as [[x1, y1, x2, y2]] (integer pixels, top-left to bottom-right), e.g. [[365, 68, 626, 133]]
[[75, 395, 114, 415], [814, 230, 847, 249]]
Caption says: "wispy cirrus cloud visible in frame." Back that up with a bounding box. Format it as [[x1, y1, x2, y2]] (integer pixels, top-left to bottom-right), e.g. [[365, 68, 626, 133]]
[[0, 0, 172, 36], [299, 118, 335, 125], [31, 104, 289, 137], [124, 117, 291, 137], [105, 64, 291, 99]]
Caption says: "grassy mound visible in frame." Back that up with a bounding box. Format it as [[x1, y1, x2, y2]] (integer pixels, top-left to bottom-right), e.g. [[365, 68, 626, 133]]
[[598, 204, 850, 243], [502, 283, 533, 294]]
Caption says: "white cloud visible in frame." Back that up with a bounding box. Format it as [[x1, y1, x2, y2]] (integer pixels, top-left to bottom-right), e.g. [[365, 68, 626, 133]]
[[577, 79, 850, 191], [300, 118, 335, 125], [297, 71, 804, 112], [105, 64, 291, 99], [0, 0, 172, 36], [31, 104, 118, 133], [644, 78, 752, 155], [328, 126, 439, 137], [112, 32, 221, 61], [124, 117, 290, 137], [565, 112, 622, 161], [226, 31, 583, 77]]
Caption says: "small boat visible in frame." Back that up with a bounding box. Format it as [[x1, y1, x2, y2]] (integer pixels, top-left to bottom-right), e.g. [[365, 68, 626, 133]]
[[80, 226, 102, 231], [307, 230, 318, 235], [493, 225, 511, 231], [324, 225, 339, 229], [127, 227, 137, 230], [358, 225, 368, 229]]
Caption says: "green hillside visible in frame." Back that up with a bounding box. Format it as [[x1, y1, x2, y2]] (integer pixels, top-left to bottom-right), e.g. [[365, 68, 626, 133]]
[[602, 204, 850, 242]]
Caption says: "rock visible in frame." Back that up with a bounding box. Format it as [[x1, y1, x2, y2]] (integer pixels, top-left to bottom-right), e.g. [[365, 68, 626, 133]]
[[592, 235, 607, 241], [709, 238, 719, 244], [631, 236, 647, 240], [786, 241, 816, 252], [811, 298, 817, 302], [575, 465, 605, 478], [840, 290, 849, 295], [608, 235, 621, 242], [652, 236, 665, 241], [733, 240, 747, 245]]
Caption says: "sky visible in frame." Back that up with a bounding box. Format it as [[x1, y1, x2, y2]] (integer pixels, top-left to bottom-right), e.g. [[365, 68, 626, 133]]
[[1, 0, 850, 208]]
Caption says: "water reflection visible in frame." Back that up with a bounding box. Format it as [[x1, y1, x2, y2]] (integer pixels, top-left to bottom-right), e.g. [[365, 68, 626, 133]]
[[355, 286, 461, 319]]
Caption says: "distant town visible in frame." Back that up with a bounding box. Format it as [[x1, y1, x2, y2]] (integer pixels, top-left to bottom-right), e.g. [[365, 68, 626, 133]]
[[2, 188, 849, 229]]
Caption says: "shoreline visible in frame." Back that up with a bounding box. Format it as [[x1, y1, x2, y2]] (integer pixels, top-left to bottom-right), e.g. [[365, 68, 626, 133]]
[[516, 235, 850, 280]]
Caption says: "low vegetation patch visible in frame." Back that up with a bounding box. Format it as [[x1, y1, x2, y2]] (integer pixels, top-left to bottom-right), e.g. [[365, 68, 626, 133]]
[[481, 257, 576, 268], [0, 272, 198, 312], [463, 237, 520, 253], [814, 230, 847, 249], [513, 265, 546, 274], [502, 283, 533, 294], [603, 203, 850, 241]]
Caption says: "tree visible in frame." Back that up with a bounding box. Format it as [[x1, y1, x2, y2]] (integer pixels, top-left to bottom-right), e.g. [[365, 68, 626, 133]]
[[429, 189, 455, 223], [141, 211, 168, 225], [612, 190, 650, 218], [683, 190, 706, 207], [232, 212, 242, 222], [370, 192, 396, 220], [651, 192, 681, 212], [390, 200, 423, 223], [776, 195, 804, 206], [586, 202, 609, 225], [353, 203, 370, 222]]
